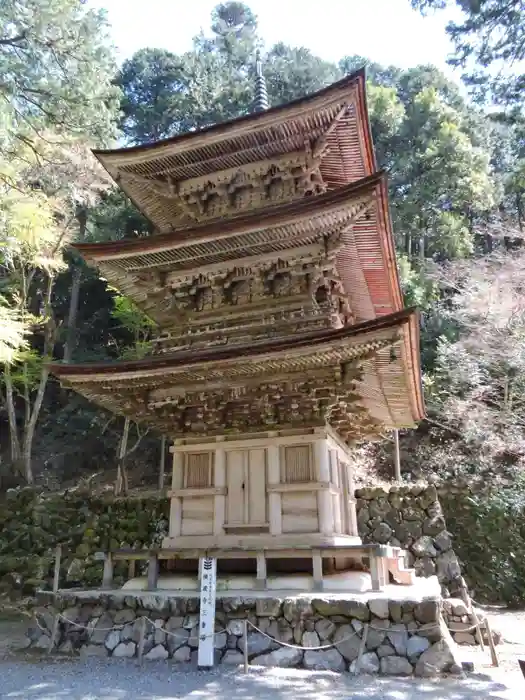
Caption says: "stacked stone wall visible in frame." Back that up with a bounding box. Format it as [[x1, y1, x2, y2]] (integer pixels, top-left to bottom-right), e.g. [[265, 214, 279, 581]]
[[355, 485, 467, 600], [27, 591, 460, 677]]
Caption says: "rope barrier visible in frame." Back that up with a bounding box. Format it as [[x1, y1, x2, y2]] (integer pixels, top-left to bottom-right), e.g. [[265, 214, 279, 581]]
[[34, 610, 484, 649]]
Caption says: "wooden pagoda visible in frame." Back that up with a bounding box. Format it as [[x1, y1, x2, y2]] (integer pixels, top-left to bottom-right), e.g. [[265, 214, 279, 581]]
[[51, 69, 424, 583]]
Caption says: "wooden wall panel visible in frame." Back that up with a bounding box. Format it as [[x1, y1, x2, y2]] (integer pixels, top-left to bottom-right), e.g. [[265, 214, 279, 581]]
[[184, 452, 213, 487], [248, 448, 267, 524], [181, 496, 214, 535], [281, 492, 319, 533], [281, 444, 314, 483], [226, 450, 245, 524]]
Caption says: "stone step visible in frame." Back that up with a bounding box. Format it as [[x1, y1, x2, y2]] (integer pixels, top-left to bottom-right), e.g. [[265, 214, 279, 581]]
[[388, 552, 416, 586]]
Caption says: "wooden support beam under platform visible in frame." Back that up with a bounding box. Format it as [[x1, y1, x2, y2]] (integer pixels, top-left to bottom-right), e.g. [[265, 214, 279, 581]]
[[93, 543, 415, 593]]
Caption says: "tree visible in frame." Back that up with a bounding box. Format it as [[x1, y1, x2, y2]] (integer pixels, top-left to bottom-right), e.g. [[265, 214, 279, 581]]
[[0, 0, 120, 484], [0, 0, 119, 155], [411, 0, 525, 106]]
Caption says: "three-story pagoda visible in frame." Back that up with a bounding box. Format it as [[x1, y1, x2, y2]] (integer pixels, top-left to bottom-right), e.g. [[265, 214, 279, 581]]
[[51, 69, 424, 585]]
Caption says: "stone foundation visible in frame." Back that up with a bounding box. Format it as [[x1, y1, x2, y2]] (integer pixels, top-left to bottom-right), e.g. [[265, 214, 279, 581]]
[[26, 589, 460, 677]]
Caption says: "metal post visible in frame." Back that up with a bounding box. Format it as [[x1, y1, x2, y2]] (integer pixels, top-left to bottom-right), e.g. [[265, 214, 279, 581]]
[[393, 429, 401, 481]]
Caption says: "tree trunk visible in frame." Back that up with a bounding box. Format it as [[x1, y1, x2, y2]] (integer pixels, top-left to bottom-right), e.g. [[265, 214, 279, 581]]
[[115, 417, 131, 496], [21, 367, 50, 485], [3, 369, 22, 470], [63, 264, 82, 363]]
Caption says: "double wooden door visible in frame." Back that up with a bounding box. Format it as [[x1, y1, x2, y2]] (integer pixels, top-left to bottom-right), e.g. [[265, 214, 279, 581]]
[[225, 448, 267, 527]]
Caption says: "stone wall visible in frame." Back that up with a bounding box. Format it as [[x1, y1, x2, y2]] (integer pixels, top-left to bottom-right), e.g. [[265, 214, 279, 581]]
[[27, 591, 460, 677], [355, 485, 467, 600]]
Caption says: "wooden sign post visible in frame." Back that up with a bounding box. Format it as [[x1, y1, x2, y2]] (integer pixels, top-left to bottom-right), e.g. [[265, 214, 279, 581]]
[[197, 556, 217, 668]]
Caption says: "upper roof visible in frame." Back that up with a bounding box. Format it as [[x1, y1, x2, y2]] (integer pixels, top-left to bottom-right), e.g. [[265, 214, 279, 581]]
[[93, 69, 375, 233]]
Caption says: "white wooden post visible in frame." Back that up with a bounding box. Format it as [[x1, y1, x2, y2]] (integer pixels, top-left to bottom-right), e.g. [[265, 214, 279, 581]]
[[197, 556, 217, 668], [267, 444, 282, 535], [316, 439, 333, 535]]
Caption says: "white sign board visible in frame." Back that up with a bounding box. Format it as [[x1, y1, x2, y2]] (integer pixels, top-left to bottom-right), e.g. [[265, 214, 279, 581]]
[[197, 557, 217, 668]]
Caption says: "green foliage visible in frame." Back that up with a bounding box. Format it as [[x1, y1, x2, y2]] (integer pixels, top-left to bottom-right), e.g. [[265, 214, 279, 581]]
[[442, 479, 525, 607], [412, 0, 525, 107], [0, 0, 119, 150]]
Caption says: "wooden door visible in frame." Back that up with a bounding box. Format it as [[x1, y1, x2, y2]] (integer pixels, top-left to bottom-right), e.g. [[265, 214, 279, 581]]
[[226, 448, 267, 525]]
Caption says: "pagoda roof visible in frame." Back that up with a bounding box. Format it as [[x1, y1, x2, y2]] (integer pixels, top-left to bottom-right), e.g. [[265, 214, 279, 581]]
[[74, 171, 403, 327], [50, 309, 424, 438], [93, 69, 375, 232]]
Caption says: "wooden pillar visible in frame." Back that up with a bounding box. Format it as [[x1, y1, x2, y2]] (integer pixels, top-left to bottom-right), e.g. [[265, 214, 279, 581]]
[[102, 553, 114, 590], [312, 549, 324, 591], [345, 463, 358, 536], [147, 553, 159, 591], [169, 448, 183, 538], [213, 447, 226, 536], [267, 444, 282, 535], [315, 439, 333, 535], [255, 552, 267, 590]]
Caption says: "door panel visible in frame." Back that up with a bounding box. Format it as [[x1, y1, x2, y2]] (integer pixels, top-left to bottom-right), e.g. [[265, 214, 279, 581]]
[[248, 448, 266, 524], [226, 450, 245, 524]]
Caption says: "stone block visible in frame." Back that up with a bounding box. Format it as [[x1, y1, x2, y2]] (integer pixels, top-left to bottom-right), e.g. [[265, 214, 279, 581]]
[[366, 623, 388, 651], [214, 632, 227, 650], [414, 599, 439, 624], [315, 618, 336, 640], [114, 609, 136, 624], [227, 619, 244, 636], [144, 644, 169, 660], [267, 618, 293, 643], [255, 598, 282, 617], [90, 613, 114, 645], [380, 655, 414, 676], [282, 598, 314, 622], [113, 641, 136, 658], [377, 643, 396, 657], [104, 630, 121, 651], [436, 551, 461, 581], [312, 599, 370, 621], [406, 635, 430, 660], [372, 522, 392, 544], [412, 536, 437, 558], [415, 639, 455, 677], [333, 624, 362, 661], [222, 649, 244, 665], [303, 648, 346, 671], [302, 630, 320, 648], [387, 624, 408, 656], [368, 599, 389, 619], [251, 646, 303, 667], [172, 645, 191, 662], [351, 651, 380, 674], [237, 631, 272, 656]]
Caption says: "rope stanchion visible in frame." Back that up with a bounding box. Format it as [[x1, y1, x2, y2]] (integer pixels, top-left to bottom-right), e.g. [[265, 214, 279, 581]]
[[243, 619, 248, 674], [353, 623, 369, 676]]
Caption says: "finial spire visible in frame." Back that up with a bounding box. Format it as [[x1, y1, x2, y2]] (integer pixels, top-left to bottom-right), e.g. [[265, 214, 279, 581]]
[[253, 49, 269, 113]]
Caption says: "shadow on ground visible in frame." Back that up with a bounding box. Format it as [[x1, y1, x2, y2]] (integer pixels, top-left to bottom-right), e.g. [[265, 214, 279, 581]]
[[1, 659, 517, 700]]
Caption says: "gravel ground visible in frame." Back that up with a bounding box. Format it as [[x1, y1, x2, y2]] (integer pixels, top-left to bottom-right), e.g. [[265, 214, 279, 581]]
[[0, 658, 519, 700], [0, 610, 523, 700]]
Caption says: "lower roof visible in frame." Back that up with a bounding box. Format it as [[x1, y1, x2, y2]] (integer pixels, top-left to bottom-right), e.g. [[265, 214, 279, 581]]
[[50, 309, 424, 437]]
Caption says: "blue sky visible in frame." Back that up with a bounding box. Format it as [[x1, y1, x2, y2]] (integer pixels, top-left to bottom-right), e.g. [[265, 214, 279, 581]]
[[90, 0, 461, 77]]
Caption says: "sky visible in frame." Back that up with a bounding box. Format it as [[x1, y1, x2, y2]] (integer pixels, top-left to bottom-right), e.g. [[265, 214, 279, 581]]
[[89, 0, 461, 78]]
